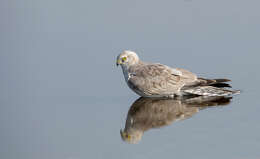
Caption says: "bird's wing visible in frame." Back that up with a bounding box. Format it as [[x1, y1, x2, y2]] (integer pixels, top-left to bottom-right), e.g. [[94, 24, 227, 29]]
[[128, 63, 197, 96]]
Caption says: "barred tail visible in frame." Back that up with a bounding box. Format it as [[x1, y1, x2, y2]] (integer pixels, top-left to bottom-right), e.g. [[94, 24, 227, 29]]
[[183, 86, 240, 97]]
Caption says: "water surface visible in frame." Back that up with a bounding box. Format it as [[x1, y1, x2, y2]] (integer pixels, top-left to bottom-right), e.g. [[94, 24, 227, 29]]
[[0, 0, 260, 159]]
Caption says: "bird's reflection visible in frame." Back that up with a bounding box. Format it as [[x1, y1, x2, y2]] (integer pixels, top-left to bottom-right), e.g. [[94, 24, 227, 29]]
[[120, 96, 232, 144]]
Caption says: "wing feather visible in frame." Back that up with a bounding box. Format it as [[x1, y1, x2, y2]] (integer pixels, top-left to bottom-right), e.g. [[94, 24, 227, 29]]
[[128, 63, 197, 96]]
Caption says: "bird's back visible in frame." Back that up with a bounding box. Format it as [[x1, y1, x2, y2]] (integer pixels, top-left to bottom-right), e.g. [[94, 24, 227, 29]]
[[127, 63, 197, 97]]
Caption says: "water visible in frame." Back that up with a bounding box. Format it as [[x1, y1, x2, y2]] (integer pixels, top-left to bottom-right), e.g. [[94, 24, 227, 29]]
[[0, 0, 260, 159]]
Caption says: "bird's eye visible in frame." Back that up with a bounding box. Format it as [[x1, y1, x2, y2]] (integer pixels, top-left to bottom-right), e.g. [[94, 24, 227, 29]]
[[121, 57, 127, 62]]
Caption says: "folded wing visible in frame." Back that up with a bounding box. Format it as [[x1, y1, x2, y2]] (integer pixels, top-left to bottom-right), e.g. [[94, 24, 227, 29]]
[[128, 64, 197, 96]]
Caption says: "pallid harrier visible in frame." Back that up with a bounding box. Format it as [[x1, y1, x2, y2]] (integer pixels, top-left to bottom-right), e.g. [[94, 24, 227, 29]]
[[116, 50, 239, 98]]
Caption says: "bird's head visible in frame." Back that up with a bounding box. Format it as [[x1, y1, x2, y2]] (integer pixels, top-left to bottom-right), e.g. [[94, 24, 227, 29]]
[[116, 50, 140, 67]]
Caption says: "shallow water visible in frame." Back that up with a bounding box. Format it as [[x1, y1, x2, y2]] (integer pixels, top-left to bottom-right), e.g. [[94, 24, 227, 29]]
[[1, 0, 260, 159]]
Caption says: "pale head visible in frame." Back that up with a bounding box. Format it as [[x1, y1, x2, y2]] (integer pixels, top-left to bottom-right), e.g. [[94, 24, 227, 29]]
[[116, 50, 140, 67]]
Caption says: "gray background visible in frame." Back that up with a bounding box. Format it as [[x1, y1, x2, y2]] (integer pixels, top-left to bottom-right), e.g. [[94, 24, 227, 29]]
[[0, 0, 259, 159]]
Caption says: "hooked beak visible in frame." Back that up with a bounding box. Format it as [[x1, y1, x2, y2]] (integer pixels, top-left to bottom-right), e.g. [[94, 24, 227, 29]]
[[120, 129, 124, 136], [120, 129, 131, 141], [116, 59, 121, 66]]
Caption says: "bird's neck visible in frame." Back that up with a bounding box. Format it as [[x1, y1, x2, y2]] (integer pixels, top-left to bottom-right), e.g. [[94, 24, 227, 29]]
[[122, 61, 143, 72], [121, 65, 131, 82], [121, 62, 141, 82]]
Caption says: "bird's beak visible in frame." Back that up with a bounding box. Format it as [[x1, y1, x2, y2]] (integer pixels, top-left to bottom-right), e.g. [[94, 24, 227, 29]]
[[116, 59, 121, 66], [120, 129, 131, 141], [120, 129, 124, 136]]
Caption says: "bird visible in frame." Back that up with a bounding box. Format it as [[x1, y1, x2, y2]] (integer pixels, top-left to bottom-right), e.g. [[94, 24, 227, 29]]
[[116, 50, 240, 98], [120, 96, 232, 144]]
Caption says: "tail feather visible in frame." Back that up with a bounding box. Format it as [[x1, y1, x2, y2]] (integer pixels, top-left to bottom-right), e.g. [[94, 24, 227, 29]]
[[182, 77, 239, 97], [183, 86, 240, 97], [182, 77, 232, 90]]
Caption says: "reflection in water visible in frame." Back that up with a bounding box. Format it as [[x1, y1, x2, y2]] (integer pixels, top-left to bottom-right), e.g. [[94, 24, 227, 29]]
[[120, 96, 232, 144]]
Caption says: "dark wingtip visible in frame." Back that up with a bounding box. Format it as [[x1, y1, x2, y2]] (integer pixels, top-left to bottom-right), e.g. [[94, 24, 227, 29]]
[[214, 79, 231, 82], [210, 83, 232, 88]]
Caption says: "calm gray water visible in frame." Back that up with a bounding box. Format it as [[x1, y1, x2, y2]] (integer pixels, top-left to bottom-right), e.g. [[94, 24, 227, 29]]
[[1, 0, 260, 159]]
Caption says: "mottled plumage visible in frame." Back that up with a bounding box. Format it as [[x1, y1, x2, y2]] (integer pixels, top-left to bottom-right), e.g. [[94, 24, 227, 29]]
[[117, 50, 240, 98]]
